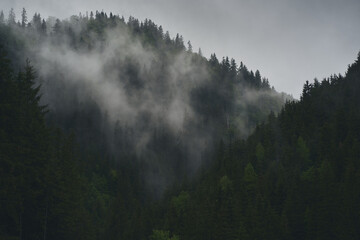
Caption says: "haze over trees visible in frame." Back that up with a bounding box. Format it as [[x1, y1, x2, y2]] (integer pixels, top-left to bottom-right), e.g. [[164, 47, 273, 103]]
[[1, 8, 359, 240]]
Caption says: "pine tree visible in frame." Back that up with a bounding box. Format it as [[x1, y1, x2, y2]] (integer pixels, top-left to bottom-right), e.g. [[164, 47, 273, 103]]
[[230, 58, 237, 81], [0, 11, 4, 24], [198, 48, 203, 57], [21, 8, 27, 28], [255, 70, 261, 88], [41, 19, 47, 34], [187, 40, 192, 52], [164, 31, 171, 45], [8, 8, 16, 25], [53, 19, 62, 34]]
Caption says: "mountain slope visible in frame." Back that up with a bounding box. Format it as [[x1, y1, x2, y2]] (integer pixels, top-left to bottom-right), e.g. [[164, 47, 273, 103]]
[[0, 9, 290, 239], [150, 53, 360, 240], [0, 9, 289, 194]]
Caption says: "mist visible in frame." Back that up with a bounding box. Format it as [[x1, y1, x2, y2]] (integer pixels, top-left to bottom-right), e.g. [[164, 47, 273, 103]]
[[1, 11, 288, 195], [2, 0, 360, 99]]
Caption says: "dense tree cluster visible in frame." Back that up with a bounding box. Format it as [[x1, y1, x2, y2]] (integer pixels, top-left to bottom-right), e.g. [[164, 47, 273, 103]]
[[2, 8, 356, 240], [0, 7, 287, 193], [149, 53, 360, 240], [0, 48, 94, 239]]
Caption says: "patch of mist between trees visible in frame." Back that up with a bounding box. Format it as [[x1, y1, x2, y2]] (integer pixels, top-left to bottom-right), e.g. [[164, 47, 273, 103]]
[[8, 15, 289, 195], [231, 84, 292, 138], [20, 22, 212, 192], [36, 28, 203, 127]]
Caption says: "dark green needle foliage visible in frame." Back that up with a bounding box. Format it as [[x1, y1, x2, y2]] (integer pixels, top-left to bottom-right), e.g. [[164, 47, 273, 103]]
[[0, 48, 91, 239], [1, 8, 358, 240], [151, 53, 360, 240]]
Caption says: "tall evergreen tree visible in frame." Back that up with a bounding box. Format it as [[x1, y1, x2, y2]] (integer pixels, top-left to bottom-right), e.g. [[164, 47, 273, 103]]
[[7, 8, 16, 25], [21, 8, 27, 28], [0, 11, 4, 24]]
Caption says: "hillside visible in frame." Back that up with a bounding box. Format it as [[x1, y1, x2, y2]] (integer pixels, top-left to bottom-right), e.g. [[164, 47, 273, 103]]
[[0, 9, 290, 240], [150, 53, 360, 240], [4, 7, 360, 240], [0, 9, 289, 193]]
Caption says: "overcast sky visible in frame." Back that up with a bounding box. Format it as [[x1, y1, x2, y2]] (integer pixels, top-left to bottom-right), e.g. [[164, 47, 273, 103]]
[[1, 0, 360, 98]]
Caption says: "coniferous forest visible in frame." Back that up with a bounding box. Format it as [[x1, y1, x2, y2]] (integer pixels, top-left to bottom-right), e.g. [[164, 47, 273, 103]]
[[0, 8, 359, 240]]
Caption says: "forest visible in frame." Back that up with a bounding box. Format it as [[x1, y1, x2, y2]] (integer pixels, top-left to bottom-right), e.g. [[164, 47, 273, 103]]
[[0, 8, 359, 240]]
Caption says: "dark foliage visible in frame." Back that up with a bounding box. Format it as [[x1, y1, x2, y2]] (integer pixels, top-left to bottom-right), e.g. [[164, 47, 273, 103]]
[[151, 53, 360, 240], [2, 8, 355, 240]]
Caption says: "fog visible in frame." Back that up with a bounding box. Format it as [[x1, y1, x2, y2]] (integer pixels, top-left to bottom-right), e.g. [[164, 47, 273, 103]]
[[1, 11, 288, 196], [2, 0, 360, 99]]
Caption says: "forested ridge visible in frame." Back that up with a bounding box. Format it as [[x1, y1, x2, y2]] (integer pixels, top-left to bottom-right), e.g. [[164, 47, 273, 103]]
[[0, 8, 288, 193], [150, 53, 360, 240], [0, 8, 359, 240]]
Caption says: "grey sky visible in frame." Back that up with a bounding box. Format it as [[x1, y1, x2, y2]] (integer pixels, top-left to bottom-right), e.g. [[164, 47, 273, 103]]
[[1, 0, 360, 98]]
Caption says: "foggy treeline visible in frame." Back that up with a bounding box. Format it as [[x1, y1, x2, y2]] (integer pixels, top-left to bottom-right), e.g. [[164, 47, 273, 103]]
[[0, 8, 288, 193], [2, 8, 359, 240]]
